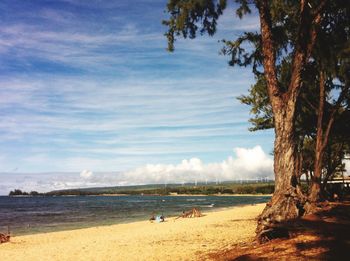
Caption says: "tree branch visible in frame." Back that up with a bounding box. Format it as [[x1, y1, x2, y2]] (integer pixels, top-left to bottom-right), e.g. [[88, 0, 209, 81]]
[[316, 70, 325, 156], [286, 0, 327, 102], [321, 85, 349, 152], [255, 0, 281, 106], [306, 0, 328, 58], [303, 96, 318, 112]]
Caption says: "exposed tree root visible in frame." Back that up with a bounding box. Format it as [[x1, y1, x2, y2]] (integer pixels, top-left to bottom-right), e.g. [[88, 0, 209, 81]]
[[256, 187, 306, 243]]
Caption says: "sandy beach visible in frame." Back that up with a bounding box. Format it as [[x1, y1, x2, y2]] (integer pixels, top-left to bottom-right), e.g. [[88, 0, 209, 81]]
[[0, 203, 265, 261]]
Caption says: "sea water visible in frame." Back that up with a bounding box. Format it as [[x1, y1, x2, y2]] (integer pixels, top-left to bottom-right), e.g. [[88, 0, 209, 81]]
[[0, 195, 270, 236]]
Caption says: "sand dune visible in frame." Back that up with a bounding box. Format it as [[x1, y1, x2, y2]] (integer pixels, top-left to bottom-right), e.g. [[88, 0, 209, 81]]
[[0, 203, 265, 261]]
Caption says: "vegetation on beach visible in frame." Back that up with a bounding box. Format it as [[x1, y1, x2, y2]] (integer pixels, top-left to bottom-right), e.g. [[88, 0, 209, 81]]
[[9, 182, 275, 196]]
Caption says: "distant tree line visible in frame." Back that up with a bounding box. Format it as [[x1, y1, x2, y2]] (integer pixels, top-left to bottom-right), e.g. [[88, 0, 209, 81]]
[[41, 182, 275, 196], [8, 189, 42, 196]]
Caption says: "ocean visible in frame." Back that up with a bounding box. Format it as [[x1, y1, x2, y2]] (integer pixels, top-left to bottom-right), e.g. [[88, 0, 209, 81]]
[[0, 195, 270, 236]]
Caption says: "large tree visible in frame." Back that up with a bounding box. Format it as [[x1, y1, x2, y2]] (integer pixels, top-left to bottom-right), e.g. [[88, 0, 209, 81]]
[[238, 0, 350, 205], [164, 0, 328, 241]]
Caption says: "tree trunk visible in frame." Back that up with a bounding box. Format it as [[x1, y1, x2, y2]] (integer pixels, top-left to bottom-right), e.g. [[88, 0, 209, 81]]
[[255, 0, 325, 242], [296, 140, 303, 182], [309, 71, 326, 203], [308, 70, 341, 207], [305, 171, 310, 189], [302, 170, 311, 193], [320, 143, 344, 196], [256, 105, 305, 242]]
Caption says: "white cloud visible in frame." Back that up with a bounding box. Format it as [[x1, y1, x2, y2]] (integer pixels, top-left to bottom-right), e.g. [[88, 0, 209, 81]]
[[122, 146, 273, 184], [80, 169, 93, 179], [0, 146, 273, 195], [0, 22, 164, 72], [0, 1, 268, 176], [0, 172, 119, 195], [0, 74, 261, 170]]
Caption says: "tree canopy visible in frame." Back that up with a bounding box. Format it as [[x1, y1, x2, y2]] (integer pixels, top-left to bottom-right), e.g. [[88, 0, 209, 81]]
[[164, 0, 349, 241]]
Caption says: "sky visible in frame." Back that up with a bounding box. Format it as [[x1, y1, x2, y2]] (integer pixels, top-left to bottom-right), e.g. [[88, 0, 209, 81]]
[[0, 0, 276, 194]]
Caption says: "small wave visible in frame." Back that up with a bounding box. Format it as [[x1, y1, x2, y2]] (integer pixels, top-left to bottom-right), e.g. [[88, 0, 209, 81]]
[[124, 200, 157, 203], [202, 204, 215, 208], [36, 212, 66, 217]]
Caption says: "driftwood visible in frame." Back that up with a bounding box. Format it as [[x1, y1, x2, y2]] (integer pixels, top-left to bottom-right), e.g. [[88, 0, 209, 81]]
[[176, 208, 203, 219], [0, 233, 10, 244], [0, 226, 10, 244]]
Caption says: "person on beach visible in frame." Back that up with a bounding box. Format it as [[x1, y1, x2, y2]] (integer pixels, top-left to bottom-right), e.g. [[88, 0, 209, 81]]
[[149, 213, 156, 222]]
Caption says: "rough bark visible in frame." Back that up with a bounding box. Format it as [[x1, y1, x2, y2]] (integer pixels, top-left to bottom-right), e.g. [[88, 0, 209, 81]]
[[256, 102, 306, 242], [255, 0, 325, 241]]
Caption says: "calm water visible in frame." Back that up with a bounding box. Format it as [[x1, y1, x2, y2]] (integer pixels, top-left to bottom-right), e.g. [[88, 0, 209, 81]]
[[0, 195, 270, 236]]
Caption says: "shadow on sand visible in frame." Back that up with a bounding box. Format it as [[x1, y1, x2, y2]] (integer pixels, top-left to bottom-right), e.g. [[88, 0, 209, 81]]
[[207, 201, 350, 260]]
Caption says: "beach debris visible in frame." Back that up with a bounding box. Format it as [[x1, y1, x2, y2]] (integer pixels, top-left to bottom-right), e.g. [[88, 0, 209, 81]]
[[0, 233, 10, 243], [0, 227, 10, 244], [176, 208, 203, 219]]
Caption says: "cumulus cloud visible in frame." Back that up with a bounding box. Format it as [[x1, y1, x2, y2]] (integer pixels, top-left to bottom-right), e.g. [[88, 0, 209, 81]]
[[122, 146, 273, 184], [0, 146, 274, 195], [80, 169, 93, 179], [0, 172, 119, 195]]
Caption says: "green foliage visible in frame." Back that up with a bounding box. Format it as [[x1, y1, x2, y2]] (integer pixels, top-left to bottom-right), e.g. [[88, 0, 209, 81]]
[[9, 189, 24, 196], [255, 184, 275, 194], [234, 0, 251, 19], [163, 0, 350, 199], [163, 0, 227, 51], [227, 1, 350, 192], [8, 189, 41, 196], [221, 32, 263, 75], [238, 75, 273, 131], [45, 182, 275, 196]]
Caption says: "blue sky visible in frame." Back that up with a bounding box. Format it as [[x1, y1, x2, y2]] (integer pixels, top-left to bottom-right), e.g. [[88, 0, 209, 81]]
[[0, 0, 274, 194]]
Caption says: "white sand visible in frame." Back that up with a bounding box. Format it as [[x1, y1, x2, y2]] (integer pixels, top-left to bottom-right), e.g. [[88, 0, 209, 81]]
[[0, 203, 265, 261]]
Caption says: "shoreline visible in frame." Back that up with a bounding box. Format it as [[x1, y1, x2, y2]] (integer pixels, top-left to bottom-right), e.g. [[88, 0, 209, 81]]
[[0, 203, 266, 261], [1, 195, 271, 237], [3, 193, 272, 197], [85, 193, 271, 197], [166, 193, 272, 197]]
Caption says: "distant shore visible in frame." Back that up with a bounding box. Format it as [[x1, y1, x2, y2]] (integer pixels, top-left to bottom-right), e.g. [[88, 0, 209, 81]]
[[5, 193, 273, 197], [96, 193, 272, 197], [168, 193, 272, 197], [0, 203, 266, 261]]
